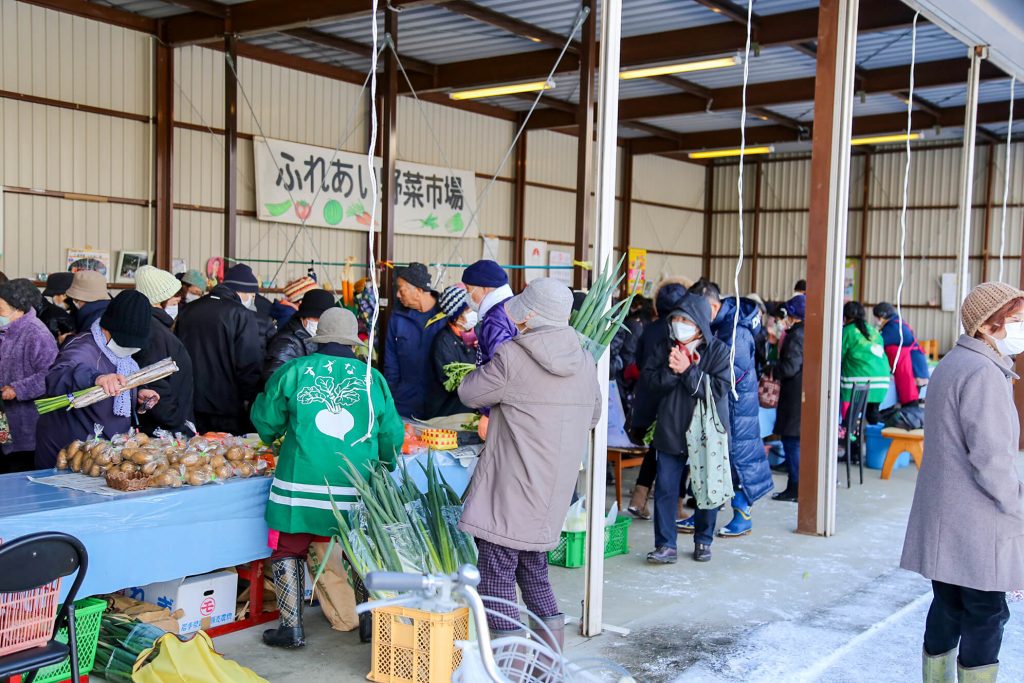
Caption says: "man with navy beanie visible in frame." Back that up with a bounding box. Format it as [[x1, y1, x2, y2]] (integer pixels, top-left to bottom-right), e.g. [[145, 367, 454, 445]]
[[462, 260, 516, 364]]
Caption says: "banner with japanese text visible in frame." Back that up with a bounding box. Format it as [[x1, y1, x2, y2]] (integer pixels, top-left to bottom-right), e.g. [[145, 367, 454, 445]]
[[253, 137, 478, 238]]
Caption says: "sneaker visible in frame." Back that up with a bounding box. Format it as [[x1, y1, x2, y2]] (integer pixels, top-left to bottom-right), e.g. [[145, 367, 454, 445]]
[[772, 484, 798, 502], [676, 515, 695, 534], [693, 543, 712, 562], [646, 546, 678, 564]]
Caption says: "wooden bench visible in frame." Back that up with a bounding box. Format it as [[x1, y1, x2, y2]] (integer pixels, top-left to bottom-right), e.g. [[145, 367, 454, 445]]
[[608, 446, 648, 509], [880, 428, 924, 480]]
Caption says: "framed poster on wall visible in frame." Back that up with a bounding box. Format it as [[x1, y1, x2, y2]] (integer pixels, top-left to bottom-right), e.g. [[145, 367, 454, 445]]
[[66, 249, 112, 281], [116, 251, 151, 284]]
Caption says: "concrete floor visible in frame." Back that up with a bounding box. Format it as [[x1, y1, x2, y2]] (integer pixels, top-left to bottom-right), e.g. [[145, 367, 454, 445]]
[[96, 459, 1023, 681]]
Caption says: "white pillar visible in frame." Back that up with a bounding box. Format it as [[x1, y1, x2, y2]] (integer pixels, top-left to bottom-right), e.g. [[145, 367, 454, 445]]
[[582, 0, 621, 637], [954, 46, 987, 340]]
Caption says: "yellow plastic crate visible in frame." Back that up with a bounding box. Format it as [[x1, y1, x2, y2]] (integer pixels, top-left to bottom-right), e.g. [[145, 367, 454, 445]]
[[368, 604, 470, 683]]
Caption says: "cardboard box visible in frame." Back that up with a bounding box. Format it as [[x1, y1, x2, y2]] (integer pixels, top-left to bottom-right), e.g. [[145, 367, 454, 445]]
[[123, 570, 238, 635]]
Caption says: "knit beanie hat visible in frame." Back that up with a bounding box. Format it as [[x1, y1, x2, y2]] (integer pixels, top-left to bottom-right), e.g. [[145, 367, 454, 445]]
[[505, 277, 572, 329], [296, 289, 336, 318], [462, 260, 508, 288], [961, 281, 1024, 337], [223, 264, 259, 294], [395, 262, 433, 292], [134, 266, 182, 305], [438, 285, 469, 320], [283, 276, 317, 303], [101, 290, 152, 348], [182, 269, 208, 292], [783, 294, 806, 320]]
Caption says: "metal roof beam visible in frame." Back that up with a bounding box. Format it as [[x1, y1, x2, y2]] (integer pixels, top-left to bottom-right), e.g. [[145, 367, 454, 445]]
[[17, 0, 156, 33], [525, 57, 1004, 129], [692, 0, 759, 28], [414, 0, 916, 94], [629, 97, 1024, 156], [282, 28, 437, 77], [164, 0, 227, 18], [441, 0, 579, 52]]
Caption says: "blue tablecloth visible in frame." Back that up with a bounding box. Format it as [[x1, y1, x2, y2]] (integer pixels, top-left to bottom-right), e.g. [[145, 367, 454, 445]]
[[0, 471, 273, 601]]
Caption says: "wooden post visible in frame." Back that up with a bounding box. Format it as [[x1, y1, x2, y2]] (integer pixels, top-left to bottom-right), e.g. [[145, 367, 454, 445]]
[[154, 40, 173, 271], [980, 142, 996, 281], [224, 33, 238, 261], [797, 0, 859, 537], [749, 160, 763, 292], [702, 163, 714, 278], [378, 9, 399, 361], [858, 151, 872, 297], [573, 0, 595, 289], [512, 118, 528, 292], [619, 142, 633, 295]]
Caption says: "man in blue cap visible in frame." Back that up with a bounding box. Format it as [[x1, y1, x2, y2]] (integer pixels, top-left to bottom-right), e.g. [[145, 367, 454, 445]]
[[462, 260, 516, 364]]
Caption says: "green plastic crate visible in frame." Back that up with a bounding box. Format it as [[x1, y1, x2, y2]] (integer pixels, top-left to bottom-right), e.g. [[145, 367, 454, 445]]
[[28, 597, 106, 683], [548, 515, 632, 568]]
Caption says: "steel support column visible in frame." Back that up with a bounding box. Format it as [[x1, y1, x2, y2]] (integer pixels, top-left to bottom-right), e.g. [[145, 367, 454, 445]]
[[980, 142, 996, 281], [378, 9, 399, 360], [797, 0, 859, 537], [224, 33, 238, 261], [573, 0, 596, 289], [154, 40, 173, 271], [954, 46, 986, 339], [750, 161, 763, 291], [619, 142, 634, 295], [582, 0, 621, 638], [1017, 212, 1024, 448], [702, 164, 714, 277], [858, 152, 872, 292], [512, 119, 528, 292]]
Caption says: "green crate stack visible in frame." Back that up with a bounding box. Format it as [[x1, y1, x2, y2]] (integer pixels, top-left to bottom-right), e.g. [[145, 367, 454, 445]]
[[548, 515, 632, 568], [28, 596, 107, 683]]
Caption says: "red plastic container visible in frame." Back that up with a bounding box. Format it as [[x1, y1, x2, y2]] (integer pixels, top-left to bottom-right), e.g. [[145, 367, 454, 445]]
[[0, 579, 61, 658]]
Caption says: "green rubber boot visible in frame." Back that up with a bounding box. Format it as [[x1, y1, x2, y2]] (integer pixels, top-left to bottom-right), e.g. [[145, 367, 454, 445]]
[[922, 648, 955, 683], [957, 661, 998, 683]]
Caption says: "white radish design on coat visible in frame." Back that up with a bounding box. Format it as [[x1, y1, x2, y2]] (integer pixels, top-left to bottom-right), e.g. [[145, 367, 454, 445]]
[[297, 374, 365, 443]]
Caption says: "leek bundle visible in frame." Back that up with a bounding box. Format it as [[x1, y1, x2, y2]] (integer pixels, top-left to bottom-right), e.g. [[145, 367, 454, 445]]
[[570, 255, 638, 361], [35, 358, 179, 415]]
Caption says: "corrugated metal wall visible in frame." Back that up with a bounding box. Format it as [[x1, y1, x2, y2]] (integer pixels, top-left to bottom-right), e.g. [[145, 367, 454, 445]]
[[0, 0, 152, 277], [709, 143, 1024, 350]]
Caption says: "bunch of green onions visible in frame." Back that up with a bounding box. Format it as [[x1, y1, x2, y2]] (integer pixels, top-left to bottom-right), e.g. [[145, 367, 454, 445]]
[[570, 255, 639, 361], [443, 362, 475, 392], [94, 614, 166, 683], [35, 358, 179, 415], [325, 453, 475, 600], [643, 421, 657, 446]]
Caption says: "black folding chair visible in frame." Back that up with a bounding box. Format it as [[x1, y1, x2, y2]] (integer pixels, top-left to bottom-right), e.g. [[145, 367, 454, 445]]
[[0, 532, 88, 683], [842, 384, 870, 488]]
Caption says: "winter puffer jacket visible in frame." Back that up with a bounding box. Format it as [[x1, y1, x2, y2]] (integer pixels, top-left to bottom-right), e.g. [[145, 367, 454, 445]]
[[643, 293, 732, 456], [774, 322, 805, 438], [425, 325, 477, 419], [710, 297, 773, 503], [136, 308, 195, 435], [176, 285, 263, 432], [263, 316, 317, 384], [383, 300, 445, 418], [629, 282, 688, 433]]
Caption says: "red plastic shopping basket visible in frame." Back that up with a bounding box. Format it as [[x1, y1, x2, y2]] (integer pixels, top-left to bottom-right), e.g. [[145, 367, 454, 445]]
[[0, 579, 61, 657]]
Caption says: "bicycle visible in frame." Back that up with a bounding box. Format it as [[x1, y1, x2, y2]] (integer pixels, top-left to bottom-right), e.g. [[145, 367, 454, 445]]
[[359, 564, 636, 683]]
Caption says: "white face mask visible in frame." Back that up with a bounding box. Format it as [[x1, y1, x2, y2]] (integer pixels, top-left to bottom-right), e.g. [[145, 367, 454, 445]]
[[671, 321, 697, 342], [304, 320, 318, 337], [466, 292, 481, 313], [107, 339, 140, 358], [164, 305, 178, 320], [185, 293, 201, 304], [995, 321, 1024, 356], [241, 295, 257, 311], [460, 310, 479, 330]]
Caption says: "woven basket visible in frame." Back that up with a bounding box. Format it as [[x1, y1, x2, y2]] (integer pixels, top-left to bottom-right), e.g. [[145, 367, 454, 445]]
[[105, 470, 150, 492]]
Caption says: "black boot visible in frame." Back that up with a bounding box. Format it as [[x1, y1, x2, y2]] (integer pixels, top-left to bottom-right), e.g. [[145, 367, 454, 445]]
[[772, 482, 799, 502], [263, 558, 306, 648], [354, 574, 373, 643]]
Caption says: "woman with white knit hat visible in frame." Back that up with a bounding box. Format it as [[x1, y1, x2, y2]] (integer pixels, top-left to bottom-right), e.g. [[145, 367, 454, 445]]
[[133, 265, 195, 434], [902, 281, 1024, 683]]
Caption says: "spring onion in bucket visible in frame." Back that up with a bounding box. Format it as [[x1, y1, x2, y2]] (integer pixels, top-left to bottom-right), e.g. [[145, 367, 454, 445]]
[[571, 255, 639, 361]]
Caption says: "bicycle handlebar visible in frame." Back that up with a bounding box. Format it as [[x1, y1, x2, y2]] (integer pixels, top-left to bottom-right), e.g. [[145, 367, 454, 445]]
[[364, 571, 430, 593]]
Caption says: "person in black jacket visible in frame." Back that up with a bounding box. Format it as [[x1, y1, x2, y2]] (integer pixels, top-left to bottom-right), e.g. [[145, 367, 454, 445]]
[[133, 266, 195, 434], [38, 272, 76, 345], [176, 264, 263, 435], [772, 294, 806, 502], [425, 285, 479, 419], [262, 288, 335, 384], [643, 292, 732, 565]]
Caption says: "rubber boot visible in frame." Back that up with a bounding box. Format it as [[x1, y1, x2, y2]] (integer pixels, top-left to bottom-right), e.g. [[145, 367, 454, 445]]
[[529, 613, 565, 654], [676, 515, 695, 534], [263, 558, 306, 648], [490, 627, 532, 677], [718, 489, 753, 537], [957, 661, 998, 683], [922, 648, 955, 683], [627, 485, 651, 520]]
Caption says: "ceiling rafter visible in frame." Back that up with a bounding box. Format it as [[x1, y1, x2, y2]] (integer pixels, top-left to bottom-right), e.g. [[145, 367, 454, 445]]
[[281, 27, 437, 76], [441, 0, 579, 52]]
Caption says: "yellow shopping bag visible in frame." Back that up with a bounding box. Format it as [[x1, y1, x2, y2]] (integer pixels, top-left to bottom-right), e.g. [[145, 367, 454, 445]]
[[132, 630, 268, 682]]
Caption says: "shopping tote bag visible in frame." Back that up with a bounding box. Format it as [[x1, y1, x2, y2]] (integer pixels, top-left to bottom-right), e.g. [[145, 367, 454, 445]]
[[132, 630, 267, 683], [685, 374, 734, 510]]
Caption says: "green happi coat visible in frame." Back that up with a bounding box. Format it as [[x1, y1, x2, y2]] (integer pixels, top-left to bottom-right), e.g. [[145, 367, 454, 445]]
[[251, 352, 405, 536], [840, 323, 892, 403]]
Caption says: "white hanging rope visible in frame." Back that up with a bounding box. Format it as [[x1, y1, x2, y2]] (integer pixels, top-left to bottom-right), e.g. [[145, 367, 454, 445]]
[[998, 78, 1015, 282], [893, 13, 919, 375], [358, 0, 383, 445], [728, 0, 754, 400]]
